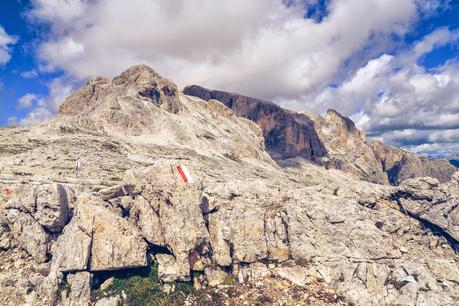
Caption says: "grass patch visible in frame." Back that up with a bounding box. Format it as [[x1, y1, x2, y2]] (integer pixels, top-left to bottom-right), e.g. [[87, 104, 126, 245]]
[[92, 262, 194, 306], [222, 275, 234, 286]]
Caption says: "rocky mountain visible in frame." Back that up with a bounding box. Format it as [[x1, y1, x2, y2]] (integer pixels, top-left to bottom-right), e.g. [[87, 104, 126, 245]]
[[372, 141, 457, 184], [184, 85, 456, 185], [0, 65, 458, 306]]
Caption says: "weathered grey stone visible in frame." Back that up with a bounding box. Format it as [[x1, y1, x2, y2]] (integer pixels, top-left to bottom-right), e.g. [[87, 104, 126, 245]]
[[95, 296, 121, 306], [204, 266, 229, 287], [65, 272, 92, 306], [33, 184, 70, 232], [156, 253, 190, 282], [396, 177, 459, 241], [209, 201, 267, 264], [52, 218, 92, 272], [1, 208, 49, 263], [128, 195, 164, 245], [78, 195, 148, 271], [276, 266, 308, 286]]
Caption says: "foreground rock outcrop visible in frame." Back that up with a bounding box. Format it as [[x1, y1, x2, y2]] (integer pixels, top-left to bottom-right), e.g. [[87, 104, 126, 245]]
[[0, 65, 458, 306]]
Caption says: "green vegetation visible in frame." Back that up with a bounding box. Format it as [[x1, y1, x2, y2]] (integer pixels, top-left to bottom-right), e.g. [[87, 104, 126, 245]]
[[222, 275, 234, 286], [92, 262, 194, 306]]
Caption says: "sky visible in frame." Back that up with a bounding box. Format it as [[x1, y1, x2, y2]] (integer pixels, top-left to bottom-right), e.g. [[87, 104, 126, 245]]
[[0, 0, 458, 158]]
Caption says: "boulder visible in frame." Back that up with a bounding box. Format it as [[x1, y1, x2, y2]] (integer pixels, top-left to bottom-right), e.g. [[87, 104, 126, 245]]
[[128, 195, 164, 246], [64, 272, 92, 306], [95, 296, 121, 306], [1, 208, 49, 263], [53, 193, 147, 272], [78, 195, 148, 271], [156, 254, 190, 282], [33, 184, 70, 232], [52, 218, 92, 272], [204, 266, 229, 287], [209, 201, 267, 264]]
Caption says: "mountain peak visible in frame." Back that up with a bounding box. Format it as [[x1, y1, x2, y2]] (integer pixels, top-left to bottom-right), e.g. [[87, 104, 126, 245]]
[[59, 65, 183, 116]]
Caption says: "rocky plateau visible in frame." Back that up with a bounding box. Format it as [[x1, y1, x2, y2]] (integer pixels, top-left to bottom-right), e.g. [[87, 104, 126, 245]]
[[0, 65, 458, 306]]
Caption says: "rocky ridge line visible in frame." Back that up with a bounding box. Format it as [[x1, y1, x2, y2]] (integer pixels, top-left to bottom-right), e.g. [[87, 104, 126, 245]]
[[184, 85, 456, 185]]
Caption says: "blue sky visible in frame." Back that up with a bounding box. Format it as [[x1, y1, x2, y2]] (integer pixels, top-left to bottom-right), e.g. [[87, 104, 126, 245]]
[[0, 0, 458, 157], [0, 0, 69, 126]]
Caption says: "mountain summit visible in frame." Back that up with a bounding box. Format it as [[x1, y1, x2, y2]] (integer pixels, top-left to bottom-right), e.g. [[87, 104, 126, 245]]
[[0, 65, 458, 305]]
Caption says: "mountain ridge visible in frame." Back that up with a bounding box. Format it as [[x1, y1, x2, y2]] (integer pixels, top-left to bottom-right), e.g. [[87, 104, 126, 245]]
[[184, 84, 456, 185]]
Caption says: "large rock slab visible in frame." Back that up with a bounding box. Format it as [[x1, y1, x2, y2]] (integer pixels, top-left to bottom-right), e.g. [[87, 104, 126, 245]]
[[125, 165, 210, 281], [52, 218, 92, 272], [77, 195, 148, 271], [1, 208, 49, 263], [396, 176, 459, 242], [52, 194, 147, 272]]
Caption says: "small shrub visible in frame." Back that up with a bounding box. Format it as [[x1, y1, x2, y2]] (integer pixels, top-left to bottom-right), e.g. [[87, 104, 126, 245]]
[[222, 275, 234, 286]]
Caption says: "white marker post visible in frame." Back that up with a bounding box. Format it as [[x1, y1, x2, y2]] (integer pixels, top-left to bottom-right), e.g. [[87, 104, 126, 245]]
[[177, 165, 194, 184], [75, 159, 81, 178]]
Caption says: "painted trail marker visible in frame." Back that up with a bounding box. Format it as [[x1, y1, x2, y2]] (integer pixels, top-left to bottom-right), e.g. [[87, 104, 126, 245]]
[[177, 165, 194, 184]]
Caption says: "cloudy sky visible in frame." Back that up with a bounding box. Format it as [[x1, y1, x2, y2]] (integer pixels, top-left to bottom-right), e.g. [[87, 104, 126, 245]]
[[0, 0, 458, 158]]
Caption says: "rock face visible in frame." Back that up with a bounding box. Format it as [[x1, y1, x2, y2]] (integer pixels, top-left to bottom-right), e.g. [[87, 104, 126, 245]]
[[393, 174, 459, 242], [184, 85, 456, 185], [372, 141, 457, 184], [183, 84, 328, 161], [0, 183, 70, 263], [312, 109, 388, 184], [1, 65, 458, 306], [53, 194, 148, 272]]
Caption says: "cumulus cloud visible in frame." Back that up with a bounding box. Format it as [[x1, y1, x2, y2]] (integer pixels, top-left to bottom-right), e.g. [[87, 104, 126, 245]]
[[17, 93, 40, 109], [27, 0, 420, 99], [309, 27, 459, 156], [18, 77, 77, 126], [21, 0, 458, 156], [0, 26, 17, 65], [20, 70, 39, 79]]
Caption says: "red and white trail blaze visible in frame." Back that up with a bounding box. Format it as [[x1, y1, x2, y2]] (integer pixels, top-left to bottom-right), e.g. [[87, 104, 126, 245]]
[[177, 165, 194, 184]]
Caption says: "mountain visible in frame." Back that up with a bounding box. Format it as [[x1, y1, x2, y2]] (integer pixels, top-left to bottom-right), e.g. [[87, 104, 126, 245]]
[[451, 159, 459, 168], [184, 85, 457, 185], [371, 141, 457, 184], [0, 65, 458, 306]]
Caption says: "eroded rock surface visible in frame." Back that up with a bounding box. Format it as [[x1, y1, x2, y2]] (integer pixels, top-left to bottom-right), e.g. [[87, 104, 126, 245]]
[[0, 65, 458, 306]]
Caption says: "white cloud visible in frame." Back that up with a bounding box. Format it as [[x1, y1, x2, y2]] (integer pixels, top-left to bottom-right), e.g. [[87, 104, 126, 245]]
[[311, 27, 459, 157], [0, 26, 18, 65], [27, 0, 419, 99], [18, 93, 40, 109], [7, 117, 17, 126], [20, 70, 39, 79], [18, 77, 78, 126]]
